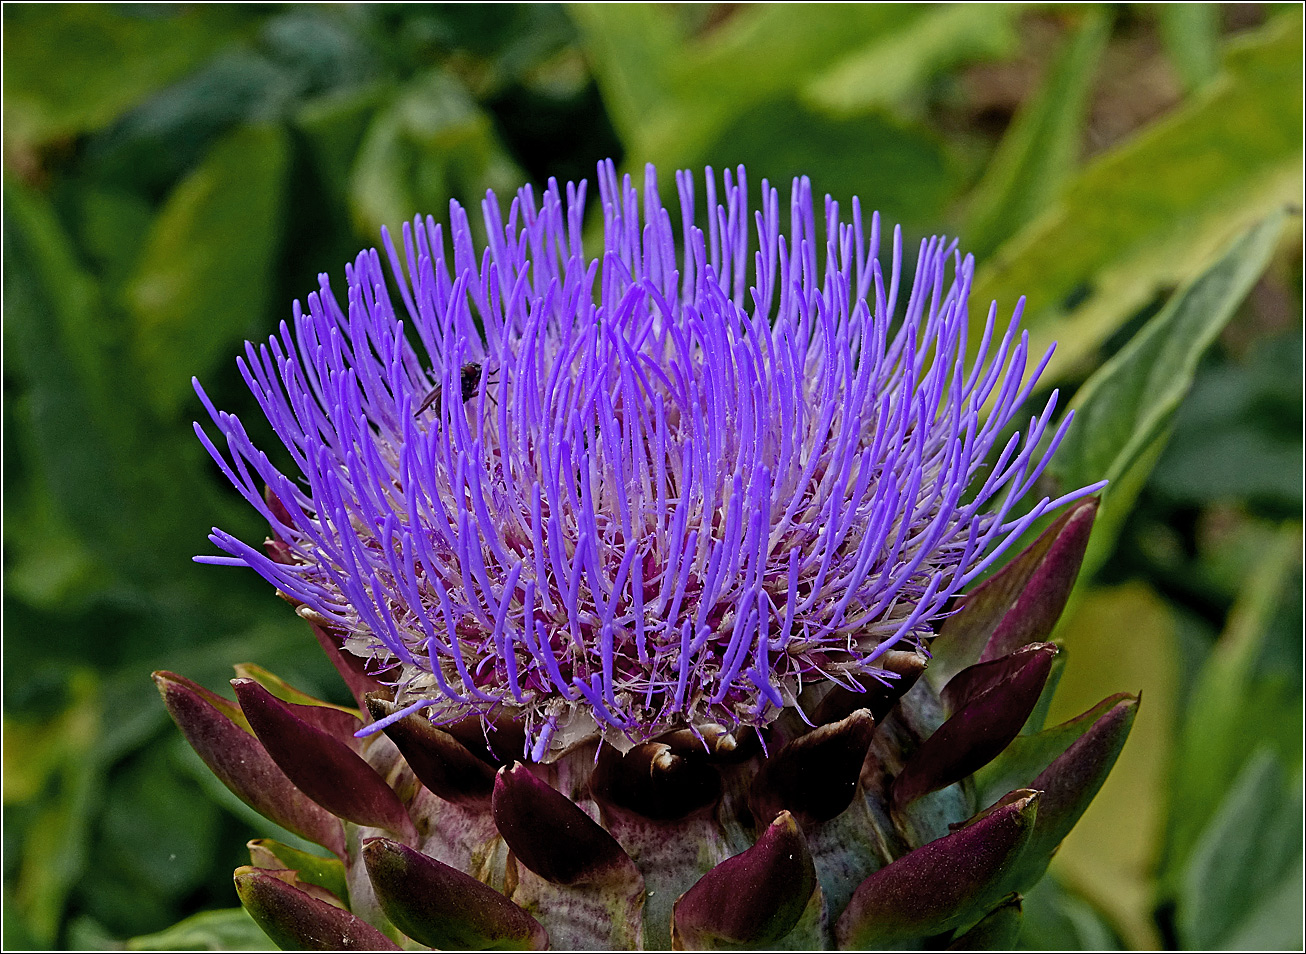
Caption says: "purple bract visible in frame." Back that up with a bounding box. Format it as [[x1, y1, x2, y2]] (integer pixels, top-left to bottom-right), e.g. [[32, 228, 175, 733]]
[[194, 161, 1101, 760]]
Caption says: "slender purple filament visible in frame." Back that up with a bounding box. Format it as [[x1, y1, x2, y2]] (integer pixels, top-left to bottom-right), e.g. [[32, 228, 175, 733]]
[[194, 161, 1101, 753]]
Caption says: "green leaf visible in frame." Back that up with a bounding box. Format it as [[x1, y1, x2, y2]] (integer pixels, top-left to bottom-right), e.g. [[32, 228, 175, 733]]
[[1, 472, 107, 610], [2, 181, 139, 583], [962, 8, 1111, 259], [1017, 874, 1124, 950], [126, 123, 290, 418], [7, 672, 104, 946], [564, 3, 681, 144], [83, 49, 293, 200], [570, 4, 934, 173], [2, 5, 242, 148], [248, 839, 349, 907], [1176, 749, 1304, 949], [680, 4, 912, 110], [83, 13, 380, 199], [1158, 524, 1303, 898], [125, 908, 275, 951], [973, 11, 1302, 387], [99, 746, 222, 902], [1051, 213, 1286, 572], [1157, 4, 1221, 93], [1041, 583, 1178, 949], [570, 5, 977, 227], [75, 187, 156, 295], [802, 4, 1019, 117], [1221, 854, 1305, 952], [348, 71, 522, 238], [696, 98, 960, 228], [294, 83, 390, 210], [2, 182, 115, 436]]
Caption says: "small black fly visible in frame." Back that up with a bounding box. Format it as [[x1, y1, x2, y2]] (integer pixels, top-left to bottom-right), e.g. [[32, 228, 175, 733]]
[[415, 363, 483, 416]]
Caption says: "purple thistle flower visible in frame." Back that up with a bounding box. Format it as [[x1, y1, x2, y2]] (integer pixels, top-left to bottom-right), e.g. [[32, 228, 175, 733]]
[[193, 161, 1102, 761]]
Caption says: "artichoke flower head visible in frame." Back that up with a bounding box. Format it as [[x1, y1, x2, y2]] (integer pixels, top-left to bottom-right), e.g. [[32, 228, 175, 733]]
[[159, 161, 1134, 951]]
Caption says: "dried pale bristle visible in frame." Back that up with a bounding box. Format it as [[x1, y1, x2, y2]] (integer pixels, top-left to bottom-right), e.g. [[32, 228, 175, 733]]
[[193, 161, 1101, 759]]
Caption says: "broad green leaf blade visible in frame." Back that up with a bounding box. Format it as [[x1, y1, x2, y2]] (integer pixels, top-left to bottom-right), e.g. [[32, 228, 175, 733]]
[[1221, 854, 1305, 952], [1157, 4, 1221, 93], [565, 3, 681, 145], [802, 4, 1019, 117], [6, 672, 104, 946], [125, 908, 274, 951], [294, 83, 390, 211], [1042, 583, 1179, 949], [2, 5, 241, 148], [962, 8, 1111, 259], [126, 124, 289, 418], [973, 11, 1302, 387], [3, 181, 142, 583], [571, 4, 927, 171], [1158, 524, 1302, 897], [348, 71, 522, 238], [1051, 212, 1286, 570], [1176, 749, 1304, 950], [570, 4, 971, 227], [1018, 874, 1125, 950], [680, 4, 912, 106], [696, 100, 960, 228]]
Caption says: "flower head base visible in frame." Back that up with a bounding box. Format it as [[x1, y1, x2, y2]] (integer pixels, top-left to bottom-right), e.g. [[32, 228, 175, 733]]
[[195, 162, 1098, 760]]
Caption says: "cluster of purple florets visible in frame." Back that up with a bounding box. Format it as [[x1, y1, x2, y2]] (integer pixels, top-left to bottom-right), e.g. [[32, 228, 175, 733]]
[[195, 162, 1095, 758]]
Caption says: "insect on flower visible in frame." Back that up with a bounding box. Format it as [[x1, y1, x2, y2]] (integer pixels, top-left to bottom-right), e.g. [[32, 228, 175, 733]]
[[414, 361, 485, 417]]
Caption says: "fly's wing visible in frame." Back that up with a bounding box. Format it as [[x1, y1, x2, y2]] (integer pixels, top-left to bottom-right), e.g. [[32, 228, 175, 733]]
[[414, 385, 442, 416], [416, 363, 482, 417]]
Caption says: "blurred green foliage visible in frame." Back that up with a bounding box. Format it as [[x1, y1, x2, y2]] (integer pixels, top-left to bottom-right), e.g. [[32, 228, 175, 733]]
[[3, 4, 1301, 950]]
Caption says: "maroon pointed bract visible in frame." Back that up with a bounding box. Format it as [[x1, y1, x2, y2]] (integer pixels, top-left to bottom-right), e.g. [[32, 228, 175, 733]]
[[153, 672, 344, 857], [364, 838, 547, 950], [931, 498, 1098, 683], [750, 708, 877, 826], [836, 793, 1038, 949], [233, 678, 416, 841], [366, 695, 496, 806], [1014, 694, 1139, 888], [672, 811, 817, 949], [235, 866, 399, 951], [591, 741, 722, 821], [493, 762, 636, 886], [980, 499, 1097, 662], [894, 646, 1055, 807], [942, 643, 1058, 715]]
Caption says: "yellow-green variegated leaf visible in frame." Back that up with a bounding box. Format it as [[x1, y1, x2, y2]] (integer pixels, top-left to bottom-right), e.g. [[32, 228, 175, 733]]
[[973, 11, 1302, 387]]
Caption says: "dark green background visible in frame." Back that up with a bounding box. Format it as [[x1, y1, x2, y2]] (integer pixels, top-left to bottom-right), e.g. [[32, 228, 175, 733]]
[[3, 4, 1301, 949]]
